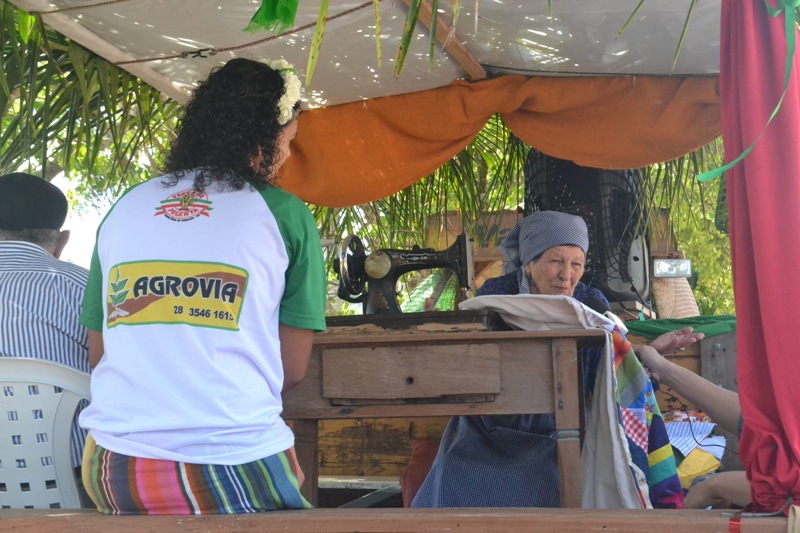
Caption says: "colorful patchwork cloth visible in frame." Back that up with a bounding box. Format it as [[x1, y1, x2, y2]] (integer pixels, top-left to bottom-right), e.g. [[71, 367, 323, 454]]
[[609, 330, 684, 509]]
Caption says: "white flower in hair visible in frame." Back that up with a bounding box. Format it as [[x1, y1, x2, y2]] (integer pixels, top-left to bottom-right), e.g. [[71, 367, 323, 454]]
[[266, 58, 303, 126]]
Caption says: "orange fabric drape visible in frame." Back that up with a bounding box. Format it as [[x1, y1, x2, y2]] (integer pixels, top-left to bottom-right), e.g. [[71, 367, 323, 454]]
[[281, 75, 720, 207]]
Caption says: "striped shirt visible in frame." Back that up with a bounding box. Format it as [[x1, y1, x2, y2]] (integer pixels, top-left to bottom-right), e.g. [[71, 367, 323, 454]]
[[0, 240, 90, 467]]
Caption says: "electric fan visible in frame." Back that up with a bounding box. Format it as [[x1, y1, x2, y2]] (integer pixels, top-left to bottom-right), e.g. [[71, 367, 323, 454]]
[[523, 148, 650, 303]]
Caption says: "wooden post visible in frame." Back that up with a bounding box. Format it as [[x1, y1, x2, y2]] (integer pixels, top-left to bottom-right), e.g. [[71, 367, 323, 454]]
[[700, 332, 743, 471]]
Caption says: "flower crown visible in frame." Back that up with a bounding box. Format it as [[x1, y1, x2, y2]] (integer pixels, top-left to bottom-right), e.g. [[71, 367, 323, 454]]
[[265, 58, 303, 126]]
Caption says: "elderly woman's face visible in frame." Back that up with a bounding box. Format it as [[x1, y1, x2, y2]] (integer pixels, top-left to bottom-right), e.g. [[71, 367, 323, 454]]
[[524, 245, 585, 296]]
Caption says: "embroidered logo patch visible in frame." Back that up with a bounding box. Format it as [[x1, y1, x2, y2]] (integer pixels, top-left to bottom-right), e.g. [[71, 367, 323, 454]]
[[154, 189, 212, 221], [106, 260, 248, 331]]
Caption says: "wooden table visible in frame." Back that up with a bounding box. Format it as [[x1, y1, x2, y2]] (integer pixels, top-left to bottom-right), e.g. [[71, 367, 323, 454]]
[[283, 328, 606, 508], [0, 508, 788, 533]]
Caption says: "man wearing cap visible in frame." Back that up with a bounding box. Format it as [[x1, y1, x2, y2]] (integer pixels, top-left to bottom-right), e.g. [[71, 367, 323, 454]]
[[0, 172, 91, 505]]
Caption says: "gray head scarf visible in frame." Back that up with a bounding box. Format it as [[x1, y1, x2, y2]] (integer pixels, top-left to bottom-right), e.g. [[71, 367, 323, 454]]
[[499, 210, 589, 293]]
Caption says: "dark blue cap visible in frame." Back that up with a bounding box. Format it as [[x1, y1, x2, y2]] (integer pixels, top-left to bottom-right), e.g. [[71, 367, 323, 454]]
[[0, 173, 68, 230]]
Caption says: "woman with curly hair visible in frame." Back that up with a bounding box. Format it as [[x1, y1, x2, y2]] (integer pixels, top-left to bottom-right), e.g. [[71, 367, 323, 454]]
[[78, 58, 326, 515]]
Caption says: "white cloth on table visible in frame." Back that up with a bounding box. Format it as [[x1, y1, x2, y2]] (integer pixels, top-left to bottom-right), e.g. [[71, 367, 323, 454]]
[[459, 294, 648, 509]]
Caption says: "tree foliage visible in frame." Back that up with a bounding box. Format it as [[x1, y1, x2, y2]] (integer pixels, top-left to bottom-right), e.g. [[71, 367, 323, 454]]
[[0, 0, 735, 317], [0, 1, 181, 205], [643, 142, 734, 315]]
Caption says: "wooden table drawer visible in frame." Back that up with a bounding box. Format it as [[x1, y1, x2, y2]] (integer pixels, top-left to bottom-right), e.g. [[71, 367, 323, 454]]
[[322, 343, 501, 401]]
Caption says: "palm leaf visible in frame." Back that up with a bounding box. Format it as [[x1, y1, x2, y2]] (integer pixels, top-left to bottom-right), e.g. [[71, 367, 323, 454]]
[[428, 0, 438, 70], [312, 114, 525, 254], [1, 1, 181, 203], [450, 0, 461, 28], [306, 0, 329, 85], [1, 1, 731, 311], [673, 0, 698, 70], [395, 0, 422, 78], [617, 0, 646, 37], [373, 0, 382, 66]]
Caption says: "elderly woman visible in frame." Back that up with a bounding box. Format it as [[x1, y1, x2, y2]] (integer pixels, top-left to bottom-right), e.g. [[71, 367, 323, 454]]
[[410, 210, 693, 509]]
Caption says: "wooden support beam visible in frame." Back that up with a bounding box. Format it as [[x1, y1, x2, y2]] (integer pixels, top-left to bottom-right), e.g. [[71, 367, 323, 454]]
[[402, 0, 487, 80]]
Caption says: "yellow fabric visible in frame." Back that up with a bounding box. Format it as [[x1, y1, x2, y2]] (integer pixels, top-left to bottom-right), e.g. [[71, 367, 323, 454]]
[[677, 448, 721, 490], [280, 75, 720, 207], [648, 443, 678, 468]]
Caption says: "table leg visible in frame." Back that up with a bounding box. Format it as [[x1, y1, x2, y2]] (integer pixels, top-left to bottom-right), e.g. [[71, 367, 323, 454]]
[[552, 338, 583, 508], [292, 419, 319, 506]]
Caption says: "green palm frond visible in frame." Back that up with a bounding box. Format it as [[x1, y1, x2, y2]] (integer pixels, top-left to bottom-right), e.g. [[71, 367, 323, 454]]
[[673, 0, 698, 70], [373, 0, 383, 66], [641, 138, 726, 236], [640, 138, 732, 314], [0, 1, 180, 201], [395, 0, 422, 78], [1, 1, 732, 313], [312, 114, 526, 255], [306, 0, 329, 85]]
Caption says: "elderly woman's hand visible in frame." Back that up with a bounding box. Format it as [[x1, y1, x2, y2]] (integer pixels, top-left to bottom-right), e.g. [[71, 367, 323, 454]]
[[649, 326, 705, 355]]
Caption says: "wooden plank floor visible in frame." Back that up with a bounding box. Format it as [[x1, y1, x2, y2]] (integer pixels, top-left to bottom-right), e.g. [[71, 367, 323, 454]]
[[0, 508, 786, 533]]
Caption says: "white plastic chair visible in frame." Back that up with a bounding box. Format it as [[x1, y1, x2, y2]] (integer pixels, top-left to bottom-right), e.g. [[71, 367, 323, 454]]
[[0, 358, 90, 509]]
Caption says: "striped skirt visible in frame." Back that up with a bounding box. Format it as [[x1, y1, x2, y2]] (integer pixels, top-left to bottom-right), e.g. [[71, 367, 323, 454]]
[[81, 435, 312, 514]]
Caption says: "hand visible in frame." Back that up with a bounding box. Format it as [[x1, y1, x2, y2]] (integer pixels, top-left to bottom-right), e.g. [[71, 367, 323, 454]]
[[288, 447, 305, 488], [649, 327, 705, 355], [684, 471, 751, 509], [633, 344, 669, 383]]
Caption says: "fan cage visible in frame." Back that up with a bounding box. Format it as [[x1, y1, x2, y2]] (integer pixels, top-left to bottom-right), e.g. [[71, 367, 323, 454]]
[[523, 149, 649, 302]]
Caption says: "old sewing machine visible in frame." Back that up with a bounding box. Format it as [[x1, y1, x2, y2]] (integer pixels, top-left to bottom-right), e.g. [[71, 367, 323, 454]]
[[333, 233, 475, 315]]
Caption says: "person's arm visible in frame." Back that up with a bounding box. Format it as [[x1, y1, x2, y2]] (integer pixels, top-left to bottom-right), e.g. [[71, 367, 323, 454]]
[[88, 328, 104, 368], [634, 344, 741, 434], [279, 323, 314, 393], [683, 471, 752, 509]]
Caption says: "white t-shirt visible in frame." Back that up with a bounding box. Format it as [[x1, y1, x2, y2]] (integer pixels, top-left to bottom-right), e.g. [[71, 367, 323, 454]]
[[80, 172, 326, 464]]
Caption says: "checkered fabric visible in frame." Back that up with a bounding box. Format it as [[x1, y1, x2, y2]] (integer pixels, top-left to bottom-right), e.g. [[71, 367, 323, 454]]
[[621, 407, 650, 452]]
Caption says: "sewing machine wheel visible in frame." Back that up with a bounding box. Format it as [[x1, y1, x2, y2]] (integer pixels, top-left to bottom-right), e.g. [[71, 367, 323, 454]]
[[338, 234, 367, 296]]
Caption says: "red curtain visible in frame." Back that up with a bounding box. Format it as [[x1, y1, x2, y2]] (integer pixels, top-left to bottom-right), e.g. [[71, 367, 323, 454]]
[[722, 1, 800, 513]]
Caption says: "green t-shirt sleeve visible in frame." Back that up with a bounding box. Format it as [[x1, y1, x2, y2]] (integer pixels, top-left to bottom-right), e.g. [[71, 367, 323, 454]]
[[80, 240, 104, 331], [78, 181, 145, 333], [261, 187, 327, 332]]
